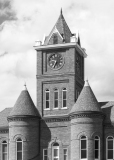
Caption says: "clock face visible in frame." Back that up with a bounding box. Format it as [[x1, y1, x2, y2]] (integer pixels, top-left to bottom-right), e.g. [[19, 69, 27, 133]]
[[48, 53, 64, 70]]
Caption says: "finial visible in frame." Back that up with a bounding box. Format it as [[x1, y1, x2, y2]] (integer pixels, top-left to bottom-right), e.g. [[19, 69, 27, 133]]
[[24, 82, 27, 90], [61, 8, 63, 15], [84, 79, 89, 87]]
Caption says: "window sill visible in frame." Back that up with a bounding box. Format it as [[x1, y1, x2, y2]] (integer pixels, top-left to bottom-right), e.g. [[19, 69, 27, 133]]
[[61, 107, 67, 110], [44, 108, 50, 110]]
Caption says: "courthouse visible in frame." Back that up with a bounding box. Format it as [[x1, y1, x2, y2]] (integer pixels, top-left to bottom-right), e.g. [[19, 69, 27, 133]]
[[0, 10, 114, 160]]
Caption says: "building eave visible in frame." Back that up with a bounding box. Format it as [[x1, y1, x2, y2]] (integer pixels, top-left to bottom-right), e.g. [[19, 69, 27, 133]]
[[34, 42, 87, 58]]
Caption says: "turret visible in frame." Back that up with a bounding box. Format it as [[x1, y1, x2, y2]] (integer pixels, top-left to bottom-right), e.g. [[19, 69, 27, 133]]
[[70, 80, 104, 160], [8, 85, 40, 160]]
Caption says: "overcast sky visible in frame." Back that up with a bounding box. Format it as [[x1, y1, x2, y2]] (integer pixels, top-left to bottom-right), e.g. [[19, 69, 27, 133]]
[[0, 0, 114, 111]]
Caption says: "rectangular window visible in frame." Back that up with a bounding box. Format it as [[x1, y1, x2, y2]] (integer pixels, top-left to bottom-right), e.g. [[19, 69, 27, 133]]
[[43, 149, 48, 160], [63, 149, 68, 160], [53, 147, 59, 160], [54, 89, 59, 109], [95, 136, 100, 159], [81, 136, 87, 159], [45, 89, 50, 109], [2, 142, 7, 160], [62, 88, 67, 108], [107, 137, 113, 159]]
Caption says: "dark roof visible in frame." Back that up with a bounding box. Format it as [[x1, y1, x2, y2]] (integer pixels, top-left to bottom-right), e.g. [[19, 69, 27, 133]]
[[70, 80, 101, 114], [44, 10, 72, 44], [0, 108, 12, 127], [9, 88, 39, 117], [100, 101, 114, 123]]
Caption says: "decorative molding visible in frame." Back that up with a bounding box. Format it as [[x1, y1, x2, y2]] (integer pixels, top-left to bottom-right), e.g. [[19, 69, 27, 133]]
[[42, 79, 69, 84], [70, 111, 105, 120], [36, 73, 75, 79], [7, 116, 39, 122], [0, 130, 8, 133], [34, 42, 87, 58], [42, 115, 70, 123]]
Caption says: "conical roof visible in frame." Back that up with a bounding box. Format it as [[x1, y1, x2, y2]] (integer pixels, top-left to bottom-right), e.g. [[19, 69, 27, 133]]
[[9, 86, 39, 117], [70, 80, 101, 114]]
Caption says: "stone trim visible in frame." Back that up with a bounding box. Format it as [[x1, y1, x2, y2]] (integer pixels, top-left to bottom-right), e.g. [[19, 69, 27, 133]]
[[42, 115, 70, 123], [7, 115, 39, 122], [36, 73, 74, 79], [0, 129, 8, 133], [42, 79, 69, 84], [70, 111, 105, 120]]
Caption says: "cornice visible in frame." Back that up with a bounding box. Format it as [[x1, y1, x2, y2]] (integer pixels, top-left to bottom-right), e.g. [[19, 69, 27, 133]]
[[42, 115, 70, 123], [0, 128, 9, 133], [7, 115, 39, 122], [34, 42, 87, 58], [36, 73, 75, 79], [69, 111, 105, 120]]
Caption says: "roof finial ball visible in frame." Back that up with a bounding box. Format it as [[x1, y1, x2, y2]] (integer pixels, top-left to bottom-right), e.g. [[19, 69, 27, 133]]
[[24, 82, 27, 90], [84, 79, 89, 87]]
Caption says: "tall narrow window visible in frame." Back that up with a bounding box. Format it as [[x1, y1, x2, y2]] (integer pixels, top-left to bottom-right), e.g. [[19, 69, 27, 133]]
[[45, 89, 50, 109], [52, 143, 59, 160], [43, 149, 48, 160], [63, 148, 68, 160], [62, 88, 67, 108], [2, 141, 7, 160], [107, 137, 113, 160], [80, 136, 87, 160], [94, 136, 100, 160], [54, 88, 59, 109], [53, 34, 58, 44], [16, 138, 22, 160]]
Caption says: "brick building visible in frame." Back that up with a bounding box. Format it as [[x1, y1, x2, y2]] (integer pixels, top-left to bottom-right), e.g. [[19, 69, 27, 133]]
[[0, 10, 114, 160]]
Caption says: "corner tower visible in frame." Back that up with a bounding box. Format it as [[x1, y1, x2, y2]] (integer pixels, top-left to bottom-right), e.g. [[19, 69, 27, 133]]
[[70, 80, 104, 160], [8, 86, 40, 160], [34, 10, 87, 117]]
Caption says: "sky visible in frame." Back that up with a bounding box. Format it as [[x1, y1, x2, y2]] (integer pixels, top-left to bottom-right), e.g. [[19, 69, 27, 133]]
[[0, 0, 114, 111]]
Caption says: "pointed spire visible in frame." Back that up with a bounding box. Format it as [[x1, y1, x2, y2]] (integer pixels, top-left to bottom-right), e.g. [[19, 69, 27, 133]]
[[44, 9, 72, 45], [61, 8, 63, 15], [77, 32, 81, 46]]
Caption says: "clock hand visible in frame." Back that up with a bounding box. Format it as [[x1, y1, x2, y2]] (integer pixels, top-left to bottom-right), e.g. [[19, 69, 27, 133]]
[[53, 60, 57, 68]]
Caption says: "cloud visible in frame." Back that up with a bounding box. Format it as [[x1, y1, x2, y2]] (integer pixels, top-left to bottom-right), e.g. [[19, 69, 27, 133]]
[[0, 0, 114, 111]]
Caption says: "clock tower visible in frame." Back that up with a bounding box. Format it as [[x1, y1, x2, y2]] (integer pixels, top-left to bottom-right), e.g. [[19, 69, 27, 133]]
[[34, 10, 87, 117]]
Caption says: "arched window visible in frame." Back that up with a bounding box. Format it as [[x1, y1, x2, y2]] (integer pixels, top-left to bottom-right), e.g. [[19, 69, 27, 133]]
[[80, 136, 87, 160], [53, 34, 58, 44], [54, 88, 59, 109], [45, 89, 50, 109], [62, 88, 67, 108], [107, 136, 113, 160], [52, 143, 59, 160], [16, 138, 23, 160], [2, 140, 7, 160], [94, 136, 100, 160]]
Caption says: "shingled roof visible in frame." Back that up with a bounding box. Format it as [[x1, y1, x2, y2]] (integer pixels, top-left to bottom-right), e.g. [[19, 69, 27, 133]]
[[70, 80, 101, 114], [0, 108, 12, 127], [44, 9, 72, 44], [9, 86, 39, 117]]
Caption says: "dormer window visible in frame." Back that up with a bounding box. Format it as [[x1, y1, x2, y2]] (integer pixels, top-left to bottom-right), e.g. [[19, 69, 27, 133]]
[[53, 34, 58, 44]]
